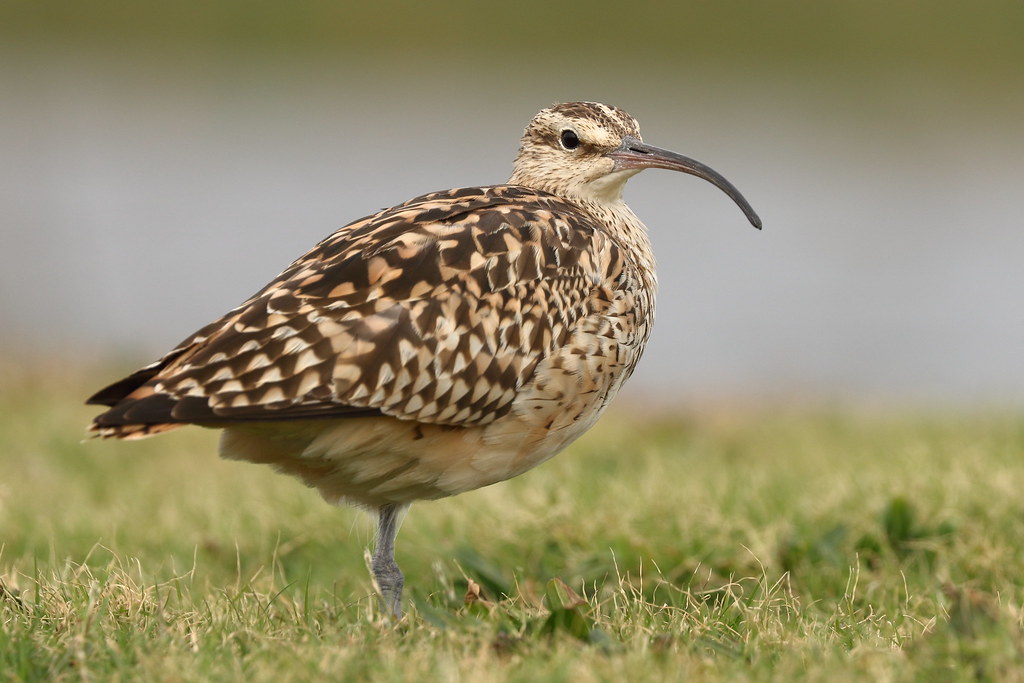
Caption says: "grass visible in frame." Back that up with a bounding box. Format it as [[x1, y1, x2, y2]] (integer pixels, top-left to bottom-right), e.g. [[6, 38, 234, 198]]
[[1, 361, 1023, 681]]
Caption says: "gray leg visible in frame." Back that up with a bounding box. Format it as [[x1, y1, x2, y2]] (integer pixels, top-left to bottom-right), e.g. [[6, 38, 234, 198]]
[[371, 503, 409, 618]]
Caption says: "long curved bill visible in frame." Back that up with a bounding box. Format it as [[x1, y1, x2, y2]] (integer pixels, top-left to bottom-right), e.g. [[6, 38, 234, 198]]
[[607, 136, 762, 229]]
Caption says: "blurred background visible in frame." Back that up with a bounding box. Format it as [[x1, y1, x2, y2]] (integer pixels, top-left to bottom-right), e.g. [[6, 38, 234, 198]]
[[2, 0, 1022, 409]]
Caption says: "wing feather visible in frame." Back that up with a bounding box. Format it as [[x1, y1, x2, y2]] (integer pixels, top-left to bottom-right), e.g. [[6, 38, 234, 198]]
[[89, 185, 620, 435]]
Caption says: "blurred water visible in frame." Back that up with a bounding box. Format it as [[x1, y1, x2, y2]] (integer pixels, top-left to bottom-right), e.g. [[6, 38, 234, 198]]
[[2, 54, 1022, 407]]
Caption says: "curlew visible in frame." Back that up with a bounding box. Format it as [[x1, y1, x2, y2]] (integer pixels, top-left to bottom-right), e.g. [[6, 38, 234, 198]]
[[88, 102, 761, 617]]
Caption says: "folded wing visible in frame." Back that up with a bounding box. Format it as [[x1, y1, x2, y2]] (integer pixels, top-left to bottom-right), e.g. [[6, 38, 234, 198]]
[[89, 186, 620, 438]]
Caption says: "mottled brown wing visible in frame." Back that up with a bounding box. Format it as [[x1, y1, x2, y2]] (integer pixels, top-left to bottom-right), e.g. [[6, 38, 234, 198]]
[[89, 185, 622, 436]]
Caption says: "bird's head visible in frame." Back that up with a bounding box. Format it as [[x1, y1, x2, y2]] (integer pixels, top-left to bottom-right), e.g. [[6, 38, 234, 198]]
[[509, 101, 761, 229]]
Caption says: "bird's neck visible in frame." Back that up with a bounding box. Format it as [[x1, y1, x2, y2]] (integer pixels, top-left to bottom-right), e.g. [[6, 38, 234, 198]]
[[576, 197, 658, 295], [504, 171, 657, 293]]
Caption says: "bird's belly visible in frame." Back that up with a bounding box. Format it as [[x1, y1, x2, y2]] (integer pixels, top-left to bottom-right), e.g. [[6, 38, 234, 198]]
[[220, 417, 506, 507]]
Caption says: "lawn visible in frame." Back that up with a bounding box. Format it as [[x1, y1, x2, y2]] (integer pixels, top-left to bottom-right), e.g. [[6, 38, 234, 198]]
[[1, 362, 1022, 681]]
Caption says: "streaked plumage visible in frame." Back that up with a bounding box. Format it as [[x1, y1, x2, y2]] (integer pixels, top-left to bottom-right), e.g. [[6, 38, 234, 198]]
[[88, 101, 760, 617]]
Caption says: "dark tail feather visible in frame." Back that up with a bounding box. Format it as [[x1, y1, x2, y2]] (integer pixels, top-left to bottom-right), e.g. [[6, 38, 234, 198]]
[[87, 366, 163, 406]]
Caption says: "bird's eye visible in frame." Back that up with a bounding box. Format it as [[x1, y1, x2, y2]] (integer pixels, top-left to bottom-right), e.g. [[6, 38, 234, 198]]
[[560, 129, 580, 150]]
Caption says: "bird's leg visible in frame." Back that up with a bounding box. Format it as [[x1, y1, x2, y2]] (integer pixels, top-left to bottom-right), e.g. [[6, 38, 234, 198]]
[[371, 503, 409, 619]]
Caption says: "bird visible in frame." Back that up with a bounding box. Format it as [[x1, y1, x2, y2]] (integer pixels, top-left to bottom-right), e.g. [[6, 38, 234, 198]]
[[87, 101, 761, 618]]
